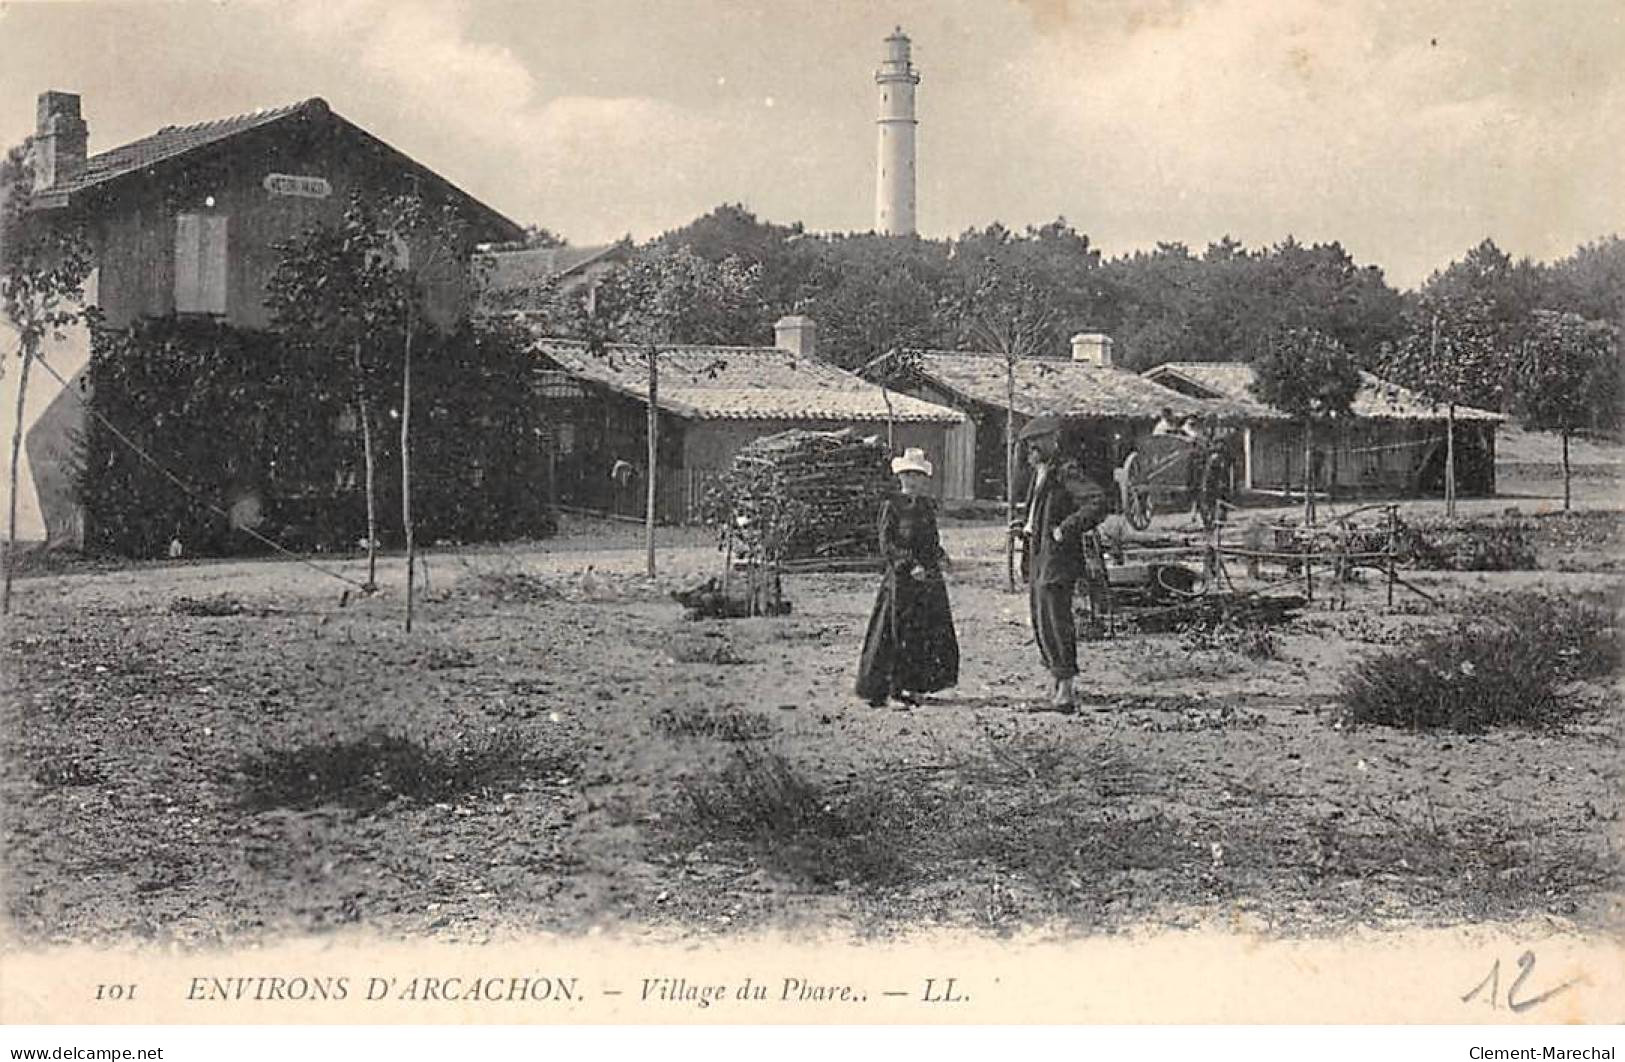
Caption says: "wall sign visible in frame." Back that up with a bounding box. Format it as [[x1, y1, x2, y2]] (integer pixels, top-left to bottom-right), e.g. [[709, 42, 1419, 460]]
[[263, 174, 332, 199]]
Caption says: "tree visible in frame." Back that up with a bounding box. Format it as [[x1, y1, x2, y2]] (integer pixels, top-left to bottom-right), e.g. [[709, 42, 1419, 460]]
[[1249, 327, 1361, 526], [560, 244, 758, 576], [1, 141, 93, 613], [266, 195, 401, 590], [1384, 293, 1501, 516], [803, 234, 949, 371], [375, 190, 476, 631], [943, 225, 1062, 591], [854, 346, 924, 451], [1517, 311, 1620, 510]]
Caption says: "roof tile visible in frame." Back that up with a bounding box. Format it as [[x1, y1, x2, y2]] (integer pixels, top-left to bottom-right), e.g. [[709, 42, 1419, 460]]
[[912, 351, 1225, 419], [1147, 362, 1503, 421], [529, 336, 965, 424]]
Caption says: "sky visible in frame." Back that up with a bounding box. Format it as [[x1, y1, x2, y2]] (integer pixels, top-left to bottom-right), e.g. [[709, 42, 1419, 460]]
[[0, 0, 1621, 290]]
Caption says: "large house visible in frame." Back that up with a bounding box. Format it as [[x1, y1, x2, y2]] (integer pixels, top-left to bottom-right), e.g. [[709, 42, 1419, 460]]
[[893, 333, 1220, 503], [522, 315, 966, 523], [14, 91, 524, 546], [1142, 361, 1503, 497]]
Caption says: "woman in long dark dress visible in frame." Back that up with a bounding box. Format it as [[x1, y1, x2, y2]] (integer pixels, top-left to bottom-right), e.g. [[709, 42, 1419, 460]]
[[855, 448, 960, 707]]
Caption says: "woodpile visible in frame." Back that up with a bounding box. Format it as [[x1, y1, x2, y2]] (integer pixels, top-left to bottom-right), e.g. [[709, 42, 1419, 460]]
[[707, 428, 892, 562]]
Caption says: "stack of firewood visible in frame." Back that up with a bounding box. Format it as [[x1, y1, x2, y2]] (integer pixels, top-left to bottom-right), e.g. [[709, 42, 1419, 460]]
[[708, 428, 892, 561]]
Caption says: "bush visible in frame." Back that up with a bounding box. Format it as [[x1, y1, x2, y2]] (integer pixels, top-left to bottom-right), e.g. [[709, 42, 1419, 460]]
[[677, 747, 913, 887], [1394, 517, 1537, 571], [82, 316, 555, 558], [1177, 614, 1280, 660], [234, 729, 568, 812], [1336, 589, 1619, 732]]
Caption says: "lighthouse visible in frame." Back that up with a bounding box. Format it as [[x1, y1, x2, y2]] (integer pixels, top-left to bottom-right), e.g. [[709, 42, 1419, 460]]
[[874, 26, 919, 236]]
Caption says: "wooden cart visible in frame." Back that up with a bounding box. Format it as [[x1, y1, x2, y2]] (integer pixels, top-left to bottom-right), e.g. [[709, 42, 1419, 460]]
[[1115, 433, 1231, 531]]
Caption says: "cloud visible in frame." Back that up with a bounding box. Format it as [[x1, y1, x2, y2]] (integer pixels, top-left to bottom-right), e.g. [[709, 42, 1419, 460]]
[[274, 0, 738, 240], [991, 0, 1625, 283]]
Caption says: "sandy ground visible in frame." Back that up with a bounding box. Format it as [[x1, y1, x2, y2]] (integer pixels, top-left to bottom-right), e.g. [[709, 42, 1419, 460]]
[[1, 479, 1621, 949]]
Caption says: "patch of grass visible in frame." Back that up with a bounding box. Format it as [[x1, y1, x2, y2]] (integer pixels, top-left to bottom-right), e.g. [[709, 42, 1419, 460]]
[[234, 729, 570, 813], [665, 633, 750, 665], [677, 747, 916, 888], [1394, 517, 1538, 571], [1459, 588, 1623, 681], [169, 593, 247, 617], [31, 754, 107, 788], [460, 568, 564, 604], [1123, 638, 1249, 683], [652, 704, 774, 742], [420, 645, 476, 671], [1178, 615, 1280, 660]]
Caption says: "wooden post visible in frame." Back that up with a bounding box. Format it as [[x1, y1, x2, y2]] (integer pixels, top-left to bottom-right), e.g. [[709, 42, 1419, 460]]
[[1385, 507, 1396, 609], [1562, 428, 1572, 511], [401, 303, 416, 633], [3, 338, 36, 616], [645, 344, 658, 577], [1004, 359, 1017, 594], [1445, 400, 1457, 518]]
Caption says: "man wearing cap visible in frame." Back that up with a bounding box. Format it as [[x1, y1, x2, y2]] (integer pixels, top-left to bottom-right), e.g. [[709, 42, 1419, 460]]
[[1015, 413, 1109, 712]]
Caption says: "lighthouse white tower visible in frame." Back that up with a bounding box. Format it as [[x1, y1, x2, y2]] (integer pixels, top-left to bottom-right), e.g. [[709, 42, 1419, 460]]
[[874, 26, 919, 236]]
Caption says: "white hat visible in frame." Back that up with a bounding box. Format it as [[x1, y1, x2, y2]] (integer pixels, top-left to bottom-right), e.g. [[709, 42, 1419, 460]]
[[890, 447, 933, 477]]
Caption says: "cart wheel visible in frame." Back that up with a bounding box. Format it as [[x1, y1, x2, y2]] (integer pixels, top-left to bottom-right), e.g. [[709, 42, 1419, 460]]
[[1121, 452, 1153, 530]]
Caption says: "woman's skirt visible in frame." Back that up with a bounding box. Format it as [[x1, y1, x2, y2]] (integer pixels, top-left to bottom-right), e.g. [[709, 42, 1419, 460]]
[[854, 571, 960, 701]]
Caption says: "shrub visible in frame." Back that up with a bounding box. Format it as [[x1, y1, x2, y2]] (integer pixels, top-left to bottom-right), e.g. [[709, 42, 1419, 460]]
[[1177, 614, 1280, 660], [677, 747, 913, 887], [234, 729, 568, 812], [1336, 589, 1619, 731], [1394, 517, 1537, 571], [651, 705, 773, 742]]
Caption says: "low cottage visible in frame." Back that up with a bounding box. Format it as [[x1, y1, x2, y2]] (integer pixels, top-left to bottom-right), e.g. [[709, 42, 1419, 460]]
[[1142, 362, 1503, 497], [524, 316, 966, 523], [895, 333, 1218, 503]]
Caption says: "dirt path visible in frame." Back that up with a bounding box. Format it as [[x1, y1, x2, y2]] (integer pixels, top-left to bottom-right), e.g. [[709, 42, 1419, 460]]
[[3, 508, 1620, 948]]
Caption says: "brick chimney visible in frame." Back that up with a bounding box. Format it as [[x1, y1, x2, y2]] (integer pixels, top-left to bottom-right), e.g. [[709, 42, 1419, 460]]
[[32, 91, 88, 192], [1071, 332, 1115, 368], [775, 314, 817, 359]]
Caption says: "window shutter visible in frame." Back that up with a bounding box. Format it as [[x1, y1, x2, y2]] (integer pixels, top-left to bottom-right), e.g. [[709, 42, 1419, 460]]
[[174, 213, 228, 315], [200, 215, 228, 314], [174, 213, 201, 312]]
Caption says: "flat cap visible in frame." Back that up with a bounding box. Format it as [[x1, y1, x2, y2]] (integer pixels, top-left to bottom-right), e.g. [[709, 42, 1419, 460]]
[[1017, 412, 1066, 442]]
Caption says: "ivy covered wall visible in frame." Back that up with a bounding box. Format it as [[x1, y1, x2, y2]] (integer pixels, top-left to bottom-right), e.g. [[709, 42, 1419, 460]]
[[80, 315, 553, 557]]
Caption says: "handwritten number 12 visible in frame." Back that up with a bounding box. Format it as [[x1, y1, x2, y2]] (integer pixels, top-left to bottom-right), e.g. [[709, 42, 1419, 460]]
[[1461, 951, 1575, 1013]]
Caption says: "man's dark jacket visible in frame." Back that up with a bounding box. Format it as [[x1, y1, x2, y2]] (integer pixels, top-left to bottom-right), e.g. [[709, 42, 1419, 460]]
[[1025, 458, 1109, 586]]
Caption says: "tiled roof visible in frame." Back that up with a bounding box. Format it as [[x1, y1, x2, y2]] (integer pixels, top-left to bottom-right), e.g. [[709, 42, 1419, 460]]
[[32, 97, 523, 239], [911, 351, 1224, 419], [528, 337, 966, 424], [57, 99, 318, 195], [478, 244, 625, 296], [1146, 362, 1503, 422]]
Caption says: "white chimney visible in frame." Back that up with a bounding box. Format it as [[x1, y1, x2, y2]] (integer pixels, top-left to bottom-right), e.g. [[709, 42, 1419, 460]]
[[32, 91, 88, 192], [1071, 332, 1115, 367], [775, 314, 817, 359]]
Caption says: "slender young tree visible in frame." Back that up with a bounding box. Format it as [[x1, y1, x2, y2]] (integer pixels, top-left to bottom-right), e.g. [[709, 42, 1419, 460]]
[[943, 230, 1059, 592], [1249, 327, 1361, 527], [1384, 294, 1501, 517], [1517, 310, 1619, 511], [1, 142, 93, 614], [855, 345, 925, 452], [376, 190, 474, 631], [559, 245, 757, 576], [266, 195, 401, 590]]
